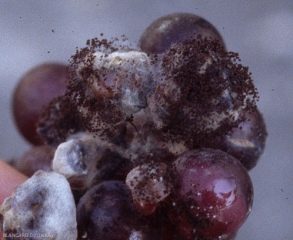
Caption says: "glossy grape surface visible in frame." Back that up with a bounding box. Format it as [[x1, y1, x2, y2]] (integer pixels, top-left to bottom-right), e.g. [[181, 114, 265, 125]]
[[139, 13, 225, 54], [168, 149, 253, 239]]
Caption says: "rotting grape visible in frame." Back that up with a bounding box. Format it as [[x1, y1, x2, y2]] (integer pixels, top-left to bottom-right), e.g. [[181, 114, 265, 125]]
[[126, 162, 171, 215], [0, 171, 77, 239], [148, 36, 258, 149], [199, 108, 267, 170]]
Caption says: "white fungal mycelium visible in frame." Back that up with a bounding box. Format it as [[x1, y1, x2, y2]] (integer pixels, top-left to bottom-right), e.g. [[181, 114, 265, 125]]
[[0, 171, 77, 240]]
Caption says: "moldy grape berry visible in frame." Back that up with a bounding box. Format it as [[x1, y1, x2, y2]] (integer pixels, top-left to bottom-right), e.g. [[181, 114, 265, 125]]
[[199, 108, 267, 170], [38, 35, 258, 161], [148, 36, 258, 148], [2, 12, 267, 240]]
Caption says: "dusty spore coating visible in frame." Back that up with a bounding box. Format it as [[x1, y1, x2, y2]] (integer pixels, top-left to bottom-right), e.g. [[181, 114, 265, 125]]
[[199, 108, 267, 170], [38, 36, 258, 158], [67, 38, 154, 138], [0, 171, 77, 240], [126, 162, 171, 215], [149, 36, 258, 148], [37, 95, 83, 147]]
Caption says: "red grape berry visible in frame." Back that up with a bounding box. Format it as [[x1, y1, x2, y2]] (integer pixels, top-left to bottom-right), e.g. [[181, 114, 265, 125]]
[[200, 108, 267, 170], [168, 149, 253, 239], [139, 13, 226, 54], [12, 63, 68, 145], [13, 144, 55, 177], [76, 180, 160, 240]]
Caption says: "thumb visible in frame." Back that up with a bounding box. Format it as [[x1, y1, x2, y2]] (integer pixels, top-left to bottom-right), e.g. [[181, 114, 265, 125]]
[[0, 158, 28, 205]]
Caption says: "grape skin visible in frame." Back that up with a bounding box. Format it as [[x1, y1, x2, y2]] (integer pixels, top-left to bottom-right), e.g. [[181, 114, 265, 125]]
[[12, 63, 67, 145], [139, 13, 226, 54], [199, 108, 267, 170], [13, 145, 55, 177], [168, 149, 253, 239], [77, 181, 146, 240]]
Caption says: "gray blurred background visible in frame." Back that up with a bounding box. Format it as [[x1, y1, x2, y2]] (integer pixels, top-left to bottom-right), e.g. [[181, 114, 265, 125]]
[[0, 1, 292, 239]]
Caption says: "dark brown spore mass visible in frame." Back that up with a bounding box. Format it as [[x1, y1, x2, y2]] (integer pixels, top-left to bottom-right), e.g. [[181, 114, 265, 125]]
[[37, 38, 121, 145], [37, 95, 83, 147], [67, 38, 126, 136], [38, 36, 258, 157], [153, 37, 258, 148], [199, 108, 267, 170]]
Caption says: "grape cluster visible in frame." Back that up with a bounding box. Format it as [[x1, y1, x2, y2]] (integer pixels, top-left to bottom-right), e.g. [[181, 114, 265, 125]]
[[2, 13, 267, 240]]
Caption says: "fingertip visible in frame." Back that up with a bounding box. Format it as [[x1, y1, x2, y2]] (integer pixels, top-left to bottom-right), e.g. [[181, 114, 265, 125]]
[[0, 159, 28, 205]]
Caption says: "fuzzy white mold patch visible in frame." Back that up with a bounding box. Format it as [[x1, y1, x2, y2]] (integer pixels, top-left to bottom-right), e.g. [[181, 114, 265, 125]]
[[0, 171, 77, 240]]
